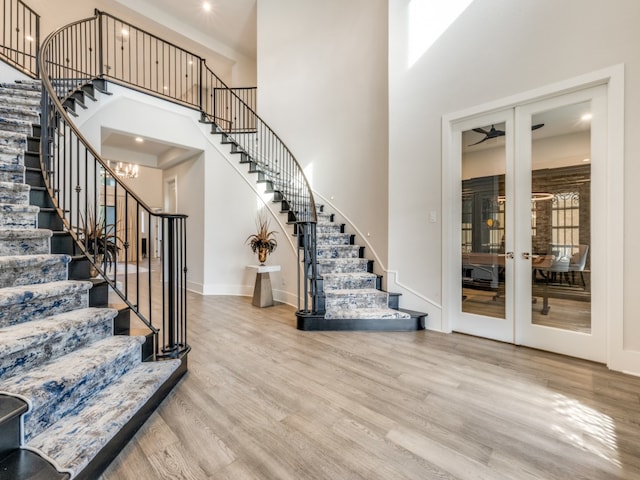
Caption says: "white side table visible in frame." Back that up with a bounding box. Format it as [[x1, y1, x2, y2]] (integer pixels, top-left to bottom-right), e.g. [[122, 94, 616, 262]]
[[247, 265, 281, 307]]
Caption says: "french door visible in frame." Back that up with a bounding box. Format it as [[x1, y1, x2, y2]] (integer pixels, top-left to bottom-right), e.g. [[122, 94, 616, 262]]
[[450, 86, 607, 362]]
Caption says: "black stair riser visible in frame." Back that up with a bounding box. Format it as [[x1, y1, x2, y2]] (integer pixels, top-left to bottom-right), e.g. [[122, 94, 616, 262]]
[[51, 233, 76, 255], [68, 257, 91, 280], [0, 450, 69, 480], [388, 293, 401, 310], [89, 281, 109, 307], [0, 395, 28, 458], [27, 136, 39, 152], [29, 189, 55, 209], [113, 309, 131, 335], [25, 168, 45, 187], [38, 210, 64, 230], [24, 151, 39, 169]]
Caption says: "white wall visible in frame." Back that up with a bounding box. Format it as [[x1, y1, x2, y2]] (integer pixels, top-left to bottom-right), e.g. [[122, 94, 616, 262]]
[[256, 0, 390, 270], [389, 0, 640, 372]]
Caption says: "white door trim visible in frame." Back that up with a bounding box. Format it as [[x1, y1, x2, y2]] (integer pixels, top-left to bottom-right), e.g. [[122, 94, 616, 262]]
[[442, 64, 625, 370]]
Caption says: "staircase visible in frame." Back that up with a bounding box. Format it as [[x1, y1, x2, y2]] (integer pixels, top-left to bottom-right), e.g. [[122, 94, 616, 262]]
[[0, 80, 185, 479], [211, 128, 426, 331]]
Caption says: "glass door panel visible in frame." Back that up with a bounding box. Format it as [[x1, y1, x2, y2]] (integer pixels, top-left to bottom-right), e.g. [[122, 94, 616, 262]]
[[515, 86, 606, 362], [454, 112, 515, 343]]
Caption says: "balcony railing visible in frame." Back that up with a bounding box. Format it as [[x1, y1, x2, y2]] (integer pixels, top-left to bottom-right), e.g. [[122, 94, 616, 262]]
[[0, 0, 39, 77], [40, 9, 319, 319]]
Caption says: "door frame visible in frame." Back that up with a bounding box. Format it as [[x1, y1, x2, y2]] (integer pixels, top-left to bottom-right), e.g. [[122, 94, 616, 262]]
[[442, 65, 624, 368]]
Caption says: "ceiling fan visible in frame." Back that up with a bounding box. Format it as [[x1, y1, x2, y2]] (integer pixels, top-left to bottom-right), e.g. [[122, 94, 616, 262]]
[[468, 123, 544, 146]]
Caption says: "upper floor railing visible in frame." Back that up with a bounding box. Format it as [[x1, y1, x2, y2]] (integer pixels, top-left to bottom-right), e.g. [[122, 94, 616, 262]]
[[0, 0, 39, 77], [40, 9, 319, 317]]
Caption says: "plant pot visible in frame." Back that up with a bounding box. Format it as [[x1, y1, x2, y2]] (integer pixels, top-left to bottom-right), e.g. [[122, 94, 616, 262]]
[[258, 247, 268, 265], [89, 254, 103, 278]]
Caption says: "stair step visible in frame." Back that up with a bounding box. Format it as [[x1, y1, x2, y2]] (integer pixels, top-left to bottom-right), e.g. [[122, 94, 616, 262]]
[[322, 272, 379, 290], [0, 254, 71, 288], [317, 258, 371, 274], [0, 148, 24, 165], [0, 117, 34, 136], [0, 81, 41, 91], [0, 161, 24, 183], [0, 448, 69, 480], [325, 288, 389, 310], [0, 280, 92, 328], [0, 228, 52, 256], [316, 223, 344, 234], [0, 394, 28, 457], [0, 203, 39, 228], [324, 307, 412, 320], [316, 244, 362, 259], [27, 359, 181, 478], [0, 308, 116, 381], [0, 335, 145, 443], [0, 85, 42, 100], [0, 180, 30, 205], [0, 105, 40, 124], [316, 232, 354, 245]]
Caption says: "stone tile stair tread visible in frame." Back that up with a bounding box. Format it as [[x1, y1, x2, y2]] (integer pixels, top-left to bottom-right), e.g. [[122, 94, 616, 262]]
[[325, 288, 386, 296], [0, 228, 52, 240], [0, 280, 93, 307], [0, 104, 40, 117], [27, 359, 181, 478], [0, 307, 116, 360], [324, 307, 412, 320], [0, 145, 24, 157], [0, 308, 117, 379]]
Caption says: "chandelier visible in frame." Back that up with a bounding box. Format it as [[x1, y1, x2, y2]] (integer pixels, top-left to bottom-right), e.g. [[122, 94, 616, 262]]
[[105, 160, 139, 179]]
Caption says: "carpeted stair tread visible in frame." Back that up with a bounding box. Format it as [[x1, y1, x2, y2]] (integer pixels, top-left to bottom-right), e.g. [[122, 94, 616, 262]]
[[0, 86, 42, 99], [0, 254, 71, 287], [0, 335, 146, 442], [322, 272, 378, 290], [0, 280, 92, 327], [28, 359, 181, 478], [325, 288, 389, 310], [0, 117, 34, 135], [324, 307, 412, 320], [0, 203, 39, 228], [0, 105, 39, 123], [316, 233, 353, 245], [0, 81, 41, 91], [0, 228, 52, 256], [0, 162, 25, 183], [316, 244, 362, 259], [0, 307, 117, 381], [0, 180, 30, 204], [318, 257, 370, 274]]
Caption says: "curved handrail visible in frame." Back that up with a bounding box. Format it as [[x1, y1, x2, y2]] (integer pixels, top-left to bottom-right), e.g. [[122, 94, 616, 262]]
[[39, 15, 189, 358], [40, 9, 319, 317]]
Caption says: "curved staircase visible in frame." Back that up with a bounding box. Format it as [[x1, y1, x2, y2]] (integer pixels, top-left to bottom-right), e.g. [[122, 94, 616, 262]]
[[0, 79, 185, 479]]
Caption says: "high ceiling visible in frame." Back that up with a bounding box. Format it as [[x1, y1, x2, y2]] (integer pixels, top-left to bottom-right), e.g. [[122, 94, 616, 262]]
[[118, 0, 257, 61]]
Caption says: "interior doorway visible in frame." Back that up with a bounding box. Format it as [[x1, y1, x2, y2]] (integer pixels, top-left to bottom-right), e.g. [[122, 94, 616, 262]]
[[444, 85, 608, 362]]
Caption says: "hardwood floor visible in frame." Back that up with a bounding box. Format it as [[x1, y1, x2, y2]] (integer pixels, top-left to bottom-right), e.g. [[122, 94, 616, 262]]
[[100, 294, 640, 479]]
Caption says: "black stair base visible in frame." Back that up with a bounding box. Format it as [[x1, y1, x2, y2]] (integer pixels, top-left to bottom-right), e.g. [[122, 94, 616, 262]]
[[0, 395, 28, 457], [296, 310, 427, 331], [0, 449, 69, 480]]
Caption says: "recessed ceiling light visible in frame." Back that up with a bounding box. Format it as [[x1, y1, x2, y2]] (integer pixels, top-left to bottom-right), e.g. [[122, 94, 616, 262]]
[[135, 137, 144, 143], [581, 113, 593, 121], [583, 158, 590, 162], [25, 35, 34, 42], [121, 28, 129, 36], [202, 2, 212, 12]]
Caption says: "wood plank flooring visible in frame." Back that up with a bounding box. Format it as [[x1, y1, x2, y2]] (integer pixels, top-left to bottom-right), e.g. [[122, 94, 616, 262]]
[[99, 294, 640, 479]]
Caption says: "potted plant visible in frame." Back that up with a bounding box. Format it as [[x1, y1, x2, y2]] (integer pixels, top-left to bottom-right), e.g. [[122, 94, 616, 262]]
[[246, 212, 278, 265], [80, 208, 122, 277]]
